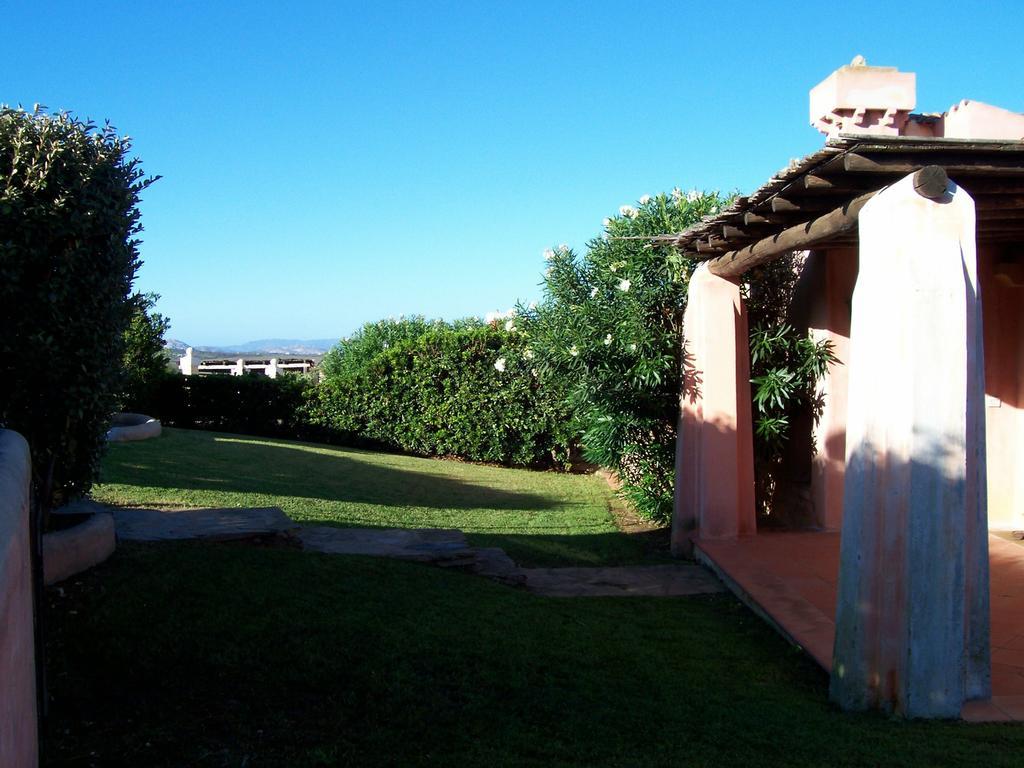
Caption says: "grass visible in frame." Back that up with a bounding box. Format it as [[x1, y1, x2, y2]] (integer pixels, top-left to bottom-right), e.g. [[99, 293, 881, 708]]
[[44, 543, 1024, 768], [91, 427, 657, 567]]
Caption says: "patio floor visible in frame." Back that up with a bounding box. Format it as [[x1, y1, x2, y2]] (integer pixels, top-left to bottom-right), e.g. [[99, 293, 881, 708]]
[[694, 532, 1024, 722]]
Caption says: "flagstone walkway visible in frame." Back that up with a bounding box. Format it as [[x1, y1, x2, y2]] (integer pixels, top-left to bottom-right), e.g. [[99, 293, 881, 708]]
[[109, 504, 724, 598]]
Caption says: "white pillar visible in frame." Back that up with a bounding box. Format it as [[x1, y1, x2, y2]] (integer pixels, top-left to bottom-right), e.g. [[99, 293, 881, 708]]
[[830, 172, 990, 717], [233, 358, 245, 376], [267, 358, 279, 379]]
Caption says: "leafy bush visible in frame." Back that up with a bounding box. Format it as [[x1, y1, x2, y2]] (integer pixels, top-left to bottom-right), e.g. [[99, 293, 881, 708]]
[[122, 292, 171, 408], [523, 192, 833, 523], [0, 106, 155, 511], [133, 371, 313, 439], [308, 317, 573, 466]]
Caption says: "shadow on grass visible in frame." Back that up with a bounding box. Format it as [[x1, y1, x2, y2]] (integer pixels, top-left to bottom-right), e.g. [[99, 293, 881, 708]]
[[102, 429, 562, 512]]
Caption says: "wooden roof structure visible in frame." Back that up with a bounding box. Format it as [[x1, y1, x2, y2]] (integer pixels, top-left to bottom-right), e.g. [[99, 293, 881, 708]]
[[652, 134, 1024, 278]]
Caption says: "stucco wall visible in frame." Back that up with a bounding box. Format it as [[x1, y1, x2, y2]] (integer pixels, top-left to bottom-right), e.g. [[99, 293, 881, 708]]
[[979, 243, 1024, 531], [0, 429, 39, 767]]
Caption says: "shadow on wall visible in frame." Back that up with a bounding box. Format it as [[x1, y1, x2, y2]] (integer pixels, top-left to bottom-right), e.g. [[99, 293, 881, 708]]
[[101, 429, 564, 512]]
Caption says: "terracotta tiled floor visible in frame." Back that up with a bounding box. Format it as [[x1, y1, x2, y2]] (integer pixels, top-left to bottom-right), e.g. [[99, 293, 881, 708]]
[[694, 532, 1024, 722]]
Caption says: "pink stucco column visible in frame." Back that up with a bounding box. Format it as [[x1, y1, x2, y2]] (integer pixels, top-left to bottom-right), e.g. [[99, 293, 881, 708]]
[[830, 172, 990, 718], [671, 264, 756, 556]]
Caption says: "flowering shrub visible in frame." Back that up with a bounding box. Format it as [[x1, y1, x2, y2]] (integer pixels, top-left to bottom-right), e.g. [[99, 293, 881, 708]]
[[522, 191, 832, 523], [308, 317, 573, 466]]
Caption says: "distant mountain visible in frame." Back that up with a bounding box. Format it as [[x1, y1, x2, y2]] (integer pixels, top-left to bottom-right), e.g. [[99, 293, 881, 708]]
[[164, 338, 339, 356]]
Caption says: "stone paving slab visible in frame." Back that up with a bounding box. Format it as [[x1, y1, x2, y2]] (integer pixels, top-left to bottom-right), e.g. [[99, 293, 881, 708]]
[[521, 564, 725, 597], [113, 506, 299, 542], [299, 526, 478, 566]]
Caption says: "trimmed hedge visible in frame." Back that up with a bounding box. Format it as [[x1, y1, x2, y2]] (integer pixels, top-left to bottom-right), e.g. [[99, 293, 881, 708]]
[[308, 319, 574, 467], [129, 372, 312, 440], [0, 107, 154, 510]]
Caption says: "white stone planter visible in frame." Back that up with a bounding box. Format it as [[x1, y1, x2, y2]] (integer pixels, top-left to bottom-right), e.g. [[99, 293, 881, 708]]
[[107, 412, 161, 442]]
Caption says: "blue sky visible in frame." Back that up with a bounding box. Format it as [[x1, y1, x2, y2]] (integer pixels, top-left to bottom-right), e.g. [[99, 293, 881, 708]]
[[4, 1, 1022, 345]]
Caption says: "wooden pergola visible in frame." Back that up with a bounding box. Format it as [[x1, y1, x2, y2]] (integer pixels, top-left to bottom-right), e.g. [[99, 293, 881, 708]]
[[653, 135, 1024, 277], [657, 127, 1024, 718]]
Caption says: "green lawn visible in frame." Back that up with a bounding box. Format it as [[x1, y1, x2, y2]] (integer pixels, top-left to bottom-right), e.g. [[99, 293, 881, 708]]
[[92, 427, 656, 567], [45, 543, 1024, 768]]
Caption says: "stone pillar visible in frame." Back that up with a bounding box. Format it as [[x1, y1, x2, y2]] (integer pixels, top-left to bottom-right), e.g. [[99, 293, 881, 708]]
[[671, 264, 756, 556], [179, 347, 195, 376], [267, 358, 279, 379], [233, 358, 245, 377], [830, 172, 990, 718]]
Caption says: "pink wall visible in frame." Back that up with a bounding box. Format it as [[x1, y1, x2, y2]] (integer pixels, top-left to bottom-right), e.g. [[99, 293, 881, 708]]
[[978, 243, 1024, 531], [807, 248, 857, 531], [0, 430, 38, 767], [793, 243, 1024, 534]]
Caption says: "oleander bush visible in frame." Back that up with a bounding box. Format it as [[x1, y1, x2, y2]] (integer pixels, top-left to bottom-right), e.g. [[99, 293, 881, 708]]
[[308, 317, 574, 467], [0, 106, 156, 512], [522, 190, 834, 523]]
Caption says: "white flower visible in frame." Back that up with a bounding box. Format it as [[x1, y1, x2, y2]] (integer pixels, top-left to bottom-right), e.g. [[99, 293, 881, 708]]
[[604, 334, 613, 346], [545, 267, 553, 276], [609, 263, 617, 272], [617, 279, 631, 292], [629, 343, 637, 351], [523, 348, 534, 360], [494, 357, 506, 373], [619, 205, 638, 219], [543, 248, 556, 261], [504, 319, 517, 332], [602, 217, 611, 227], [531, 368, 539, 377], [686, 189, 699, 202], [590, 286, 599, 298], [709, 205, 719, 214], [569, 345, 579, 357], [639, 194, 651, 205], [559, 243, 569, 252], [671, 187, 683, 202], [484, 310, 502, 323]]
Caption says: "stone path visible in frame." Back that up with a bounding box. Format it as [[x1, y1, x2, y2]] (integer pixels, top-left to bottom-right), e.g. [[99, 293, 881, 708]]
[[110, 505, 723, 597], [113, 506, 299, 542]]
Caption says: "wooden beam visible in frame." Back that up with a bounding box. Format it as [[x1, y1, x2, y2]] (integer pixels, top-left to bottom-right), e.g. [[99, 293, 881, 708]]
[[844, 152, 1024, 176], [707, 191, 876, 278], [790, 174, 877, 194], [707, 167, 953, 277], [743, 212, 785, 226], [770, 197, 837, 214]]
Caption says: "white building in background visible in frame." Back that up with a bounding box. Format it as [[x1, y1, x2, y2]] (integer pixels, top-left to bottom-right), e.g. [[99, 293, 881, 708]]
[[178, 347, 315, 378]]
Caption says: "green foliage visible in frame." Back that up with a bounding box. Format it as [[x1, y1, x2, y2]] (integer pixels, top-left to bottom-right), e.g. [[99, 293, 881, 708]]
[[135, 372, 313, 440], [520, 190, 722, 521], [524, 194, 834, 523], [308, 317, 573, 467], [0, 106, 156, 510], [749, 320, 836, 452], [122, 292, 171, 407]]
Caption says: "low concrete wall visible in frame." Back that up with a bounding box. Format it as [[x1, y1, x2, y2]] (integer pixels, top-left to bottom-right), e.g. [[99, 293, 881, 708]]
[[107, 412, 161, 442], [42, 512, 116, 586], [0, 429, 39, 767]]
